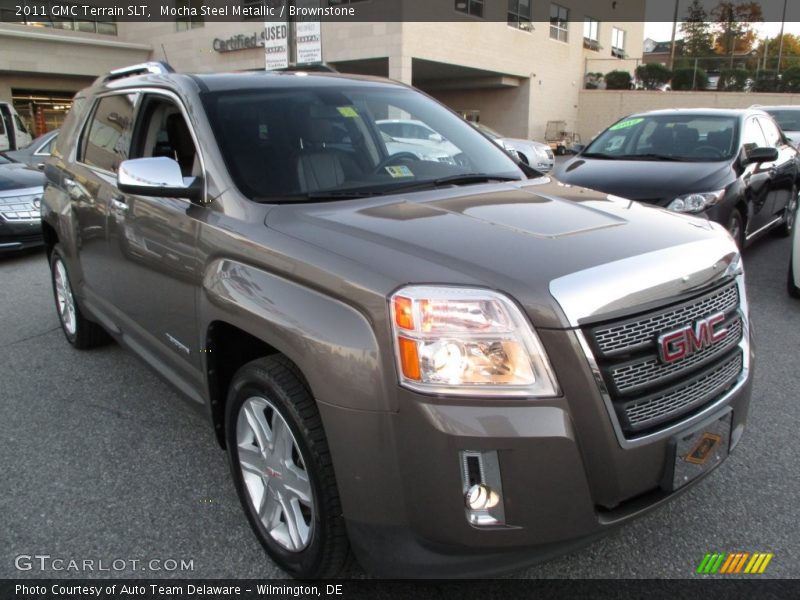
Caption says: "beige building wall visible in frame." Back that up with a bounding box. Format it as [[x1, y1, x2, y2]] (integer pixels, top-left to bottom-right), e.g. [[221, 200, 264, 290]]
[[577, 90, 800, 143]]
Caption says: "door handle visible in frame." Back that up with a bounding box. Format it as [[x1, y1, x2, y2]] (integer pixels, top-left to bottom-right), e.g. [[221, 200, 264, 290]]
[[110, 196, 128, 213]]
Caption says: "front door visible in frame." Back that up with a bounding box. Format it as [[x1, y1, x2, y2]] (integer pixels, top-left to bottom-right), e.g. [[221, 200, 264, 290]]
[[107, 92, 205, 391]]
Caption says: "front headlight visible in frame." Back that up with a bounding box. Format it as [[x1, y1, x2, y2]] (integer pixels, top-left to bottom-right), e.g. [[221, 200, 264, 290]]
[[389, 286, 560, 397], [667, 189, 725, 213]]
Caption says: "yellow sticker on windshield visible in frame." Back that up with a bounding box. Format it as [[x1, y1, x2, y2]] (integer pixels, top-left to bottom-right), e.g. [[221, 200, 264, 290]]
[[337, 106, 358, 118], [609, 117, 644, 131], [385, 165, 414, 178]]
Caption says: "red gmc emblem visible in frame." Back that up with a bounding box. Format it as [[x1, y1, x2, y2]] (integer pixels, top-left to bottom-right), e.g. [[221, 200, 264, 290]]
[[658, 311, 728, 363]]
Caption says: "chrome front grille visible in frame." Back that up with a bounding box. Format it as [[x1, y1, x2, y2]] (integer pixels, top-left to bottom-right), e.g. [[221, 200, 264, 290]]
[[592, 283, 739, 357], [624, 352, 743, 430], [610, 318, 742, 394], [0, 193, 42, 222], [583, 280, 745, 437]]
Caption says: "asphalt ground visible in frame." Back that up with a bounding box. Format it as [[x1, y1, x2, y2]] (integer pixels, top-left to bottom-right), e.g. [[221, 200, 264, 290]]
[[0, 230, 798, 580]]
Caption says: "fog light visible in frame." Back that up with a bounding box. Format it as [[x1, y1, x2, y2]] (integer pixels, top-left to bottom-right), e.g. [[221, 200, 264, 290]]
[[465, 484, 500, 511]]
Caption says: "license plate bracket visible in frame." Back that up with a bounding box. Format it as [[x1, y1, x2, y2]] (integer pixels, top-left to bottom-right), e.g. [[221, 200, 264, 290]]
[[663, 412, 732, 492]]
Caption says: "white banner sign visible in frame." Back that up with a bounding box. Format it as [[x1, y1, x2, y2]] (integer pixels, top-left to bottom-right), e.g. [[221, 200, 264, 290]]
[[264, 22, 289, 70], [295, 21, 322, 65]]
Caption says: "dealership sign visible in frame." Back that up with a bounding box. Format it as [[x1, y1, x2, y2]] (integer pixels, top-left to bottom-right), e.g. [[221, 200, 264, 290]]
[[295, 21, 321, 65], [265, 23, 289, 70]]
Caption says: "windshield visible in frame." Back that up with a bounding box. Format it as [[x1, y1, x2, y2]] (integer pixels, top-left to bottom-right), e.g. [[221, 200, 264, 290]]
[[765, 109, 800, 132], [0, 154, 11, 165], [201, 84, 523, 201], [584, 114, 739, 162]]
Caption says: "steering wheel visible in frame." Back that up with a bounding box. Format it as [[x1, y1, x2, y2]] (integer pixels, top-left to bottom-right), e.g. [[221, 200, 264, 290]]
[[375, 152, 419, 173], [692, 145, 725, 159]]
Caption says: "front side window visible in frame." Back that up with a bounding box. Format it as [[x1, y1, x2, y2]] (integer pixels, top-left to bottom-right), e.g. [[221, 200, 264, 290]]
[[756, 117, 783, 149], [80, 93, 138, 172], [508, 0, 531, 30], [584, 114, 740, 162], [612, 27, 626, 58], [550, 4, 569, 42], [201, 84, 525, 201], [455, 0, 484, 18], [130, 95, 200, 177], [741, 118, 768, 159], [13, 114, 28, 134]]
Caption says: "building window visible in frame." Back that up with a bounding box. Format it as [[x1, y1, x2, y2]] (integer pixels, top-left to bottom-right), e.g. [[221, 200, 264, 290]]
[[508, 0, 532, 30], [176, 0, 204, 31], [584, 17, 600, 50], [455, 0, 484, 18], [612, 27, 626, 58], [0, 1, 117, 36], [549, 4, 569, 42]]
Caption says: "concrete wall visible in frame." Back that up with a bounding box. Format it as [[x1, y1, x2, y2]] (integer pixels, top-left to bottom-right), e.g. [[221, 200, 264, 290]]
[[577, 90, 800, 143]]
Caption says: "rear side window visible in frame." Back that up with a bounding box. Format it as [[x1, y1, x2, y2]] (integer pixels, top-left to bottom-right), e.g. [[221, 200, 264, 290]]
[[80, 93, 138, 172]]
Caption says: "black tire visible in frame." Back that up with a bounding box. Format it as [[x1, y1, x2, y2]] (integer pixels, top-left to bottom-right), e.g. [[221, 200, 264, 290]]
[[727, 209, 745, 250], [789, 254, 800, 298], [777, 186, 798, 238], [49, 244, 109, 349], [225, 355, 349, 578]]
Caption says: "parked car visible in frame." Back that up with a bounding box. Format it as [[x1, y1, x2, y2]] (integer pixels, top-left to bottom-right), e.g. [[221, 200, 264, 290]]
[[44, 63, 752, 579], [556, 108, 799, 248], [758, 106, 800, 149], [790, 207, 800, 297], [376, 118, 461, 157], [4, 129, 59, 169], [0, 154, 45, 252], [381, 131, 456, 164], [0, 101, 33, 151], [472, 123, 554, 172]]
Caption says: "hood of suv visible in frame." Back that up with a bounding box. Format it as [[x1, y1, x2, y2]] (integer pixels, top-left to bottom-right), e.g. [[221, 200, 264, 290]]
[[556, 157, 732, 205], [266, 178, 726, 328]]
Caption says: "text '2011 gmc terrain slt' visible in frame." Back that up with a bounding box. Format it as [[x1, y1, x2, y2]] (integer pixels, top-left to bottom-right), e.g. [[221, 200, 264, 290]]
[[42, 63, 753, 578]]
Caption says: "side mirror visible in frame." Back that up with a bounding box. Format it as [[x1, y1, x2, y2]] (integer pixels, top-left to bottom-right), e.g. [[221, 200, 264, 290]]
[[428, 133, 444, 143], [744, 146, 778, 165], [117, 157, 201, 200]]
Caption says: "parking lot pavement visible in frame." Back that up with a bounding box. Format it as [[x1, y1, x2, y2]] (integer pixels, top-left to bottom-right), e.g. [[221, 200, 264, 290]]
[[1, 235, 798, 579]]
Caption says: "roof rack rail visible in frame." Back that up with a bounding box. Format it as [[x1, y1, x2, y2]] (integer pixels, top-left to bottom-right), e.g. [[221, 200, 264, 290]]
[[97, 62, 175, 85]]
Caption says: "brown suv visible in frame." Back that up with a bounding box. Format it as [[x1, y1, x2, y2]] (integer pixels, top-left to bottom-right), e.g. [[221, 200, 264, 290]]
[[42, 63, 753, 578]]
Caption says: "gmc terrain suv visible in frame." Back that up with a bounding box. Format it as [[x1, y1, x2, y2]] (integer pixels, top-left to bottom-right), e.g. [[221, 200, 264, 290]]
[[42, 63, 753, 578]]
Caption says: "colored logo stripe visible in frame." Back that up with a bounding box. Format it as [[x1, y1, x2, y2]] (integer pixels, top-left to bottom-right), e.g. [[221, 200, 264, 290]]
[[697, 552, 773, 574]]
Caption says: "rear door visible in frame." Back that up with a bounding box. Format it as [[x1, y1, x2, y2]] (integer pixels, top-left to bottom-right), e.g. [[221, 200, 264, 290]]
[[70, 92, 139, 311], [107, 90, 204, 390]]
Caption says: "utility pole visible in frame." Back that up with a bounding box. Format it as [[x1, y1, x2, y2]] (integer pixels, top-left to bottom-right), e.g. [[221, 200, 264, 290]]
[[668, 0, 680, 70], [776, 0, 788, 73]]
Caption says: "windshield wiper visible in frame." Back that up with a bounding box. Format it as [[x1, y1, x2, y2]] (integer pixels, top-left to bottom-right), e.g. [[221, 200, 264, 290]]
[[580, 152, 620, 160], [617, 153, 683, 162], [388, 173, 520, 194]]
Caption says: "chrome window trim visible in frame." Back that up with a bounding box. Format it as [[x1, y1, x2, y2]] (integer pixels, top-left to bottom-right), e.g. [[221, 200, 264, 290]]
[[549, 236, 750, 449]]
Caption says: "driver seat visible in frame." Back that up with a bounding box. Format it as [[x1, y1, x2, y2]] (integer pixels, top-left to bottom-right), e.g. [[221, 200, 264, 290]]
[[295, 118, 359, 193]]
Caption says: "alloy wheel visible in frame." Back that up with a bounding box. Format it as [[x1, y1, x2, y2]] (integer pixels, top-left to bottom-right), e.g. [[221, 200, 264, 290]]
[[236, 396, 315, 552], [53, 258, 77, 336]]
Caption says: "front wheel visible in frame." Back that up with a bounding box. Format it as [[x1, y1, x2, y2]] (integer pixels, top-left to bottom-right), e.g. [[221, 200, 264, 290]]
[[778, 187, 798, 238], [225, 356, 349, 578], [727, 209, 745, 250]]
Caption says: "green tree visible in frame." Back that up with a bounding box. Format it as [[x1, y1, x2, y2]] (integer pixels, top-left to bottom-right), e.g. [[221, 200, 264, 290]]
[[681, 0, 714, 58], [718, 68, 751, 90], [636, 64, 673, 89], [752, 34, 800, 71], [672, 67, 709, 91], [604, 70, 632, 90], [781, 66, 800, 92], [711, 1, 763, 56]]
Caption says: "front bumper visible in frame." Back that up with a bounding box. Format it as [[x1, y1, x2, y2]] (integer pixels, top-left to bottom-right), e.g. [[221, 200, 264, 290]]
[[318, 325, 753, 578], [0, 218, 44, 252]]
